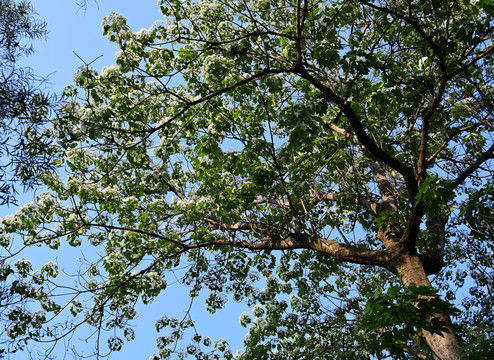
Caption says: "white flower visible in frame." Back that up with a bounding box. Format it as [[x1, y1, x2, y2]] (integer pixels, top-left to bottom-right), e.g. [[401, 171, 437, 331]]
[[135, 28, 150, 38], [101, 64, 118, 77]]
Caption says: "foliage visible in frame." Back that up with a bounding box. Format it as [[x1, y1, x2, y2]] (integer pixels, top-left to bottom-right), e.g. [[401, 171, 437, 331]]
[[0, 0, 58, 356], [1, 0, 494, 359], [361, 285, 461, 358], [0, 0, 54, 205]]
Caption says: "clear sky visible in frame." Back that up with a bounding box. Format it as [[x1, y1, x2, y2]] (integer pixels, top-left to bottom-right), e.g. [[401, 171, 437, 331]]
[[8, 1, 250, 358], [25, 0, 163, 93]]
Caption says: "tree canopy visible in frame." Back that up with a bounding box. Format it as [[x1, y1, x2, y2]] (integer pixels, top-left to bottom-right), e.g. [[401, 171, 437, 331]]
[[1, 0, 494, 359]]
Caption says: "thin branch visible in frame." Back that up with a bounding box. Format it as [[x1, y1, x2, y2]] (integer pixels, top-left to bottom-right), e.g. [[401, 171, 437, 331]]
[[358, 0, 442, 59], [450, 142, 494, 191], [448, 43, 494, 80]]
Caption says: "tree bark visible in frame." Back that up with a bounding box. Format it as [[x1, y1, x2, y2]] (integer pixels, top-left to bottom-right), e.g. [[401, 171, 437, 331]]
[[393, 252, 462, 360]]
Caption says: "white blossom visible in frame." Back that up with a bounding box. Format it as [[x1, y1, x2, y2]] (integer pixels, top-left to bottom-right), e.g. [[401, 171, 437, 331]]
[[101, 64, 118, 77]]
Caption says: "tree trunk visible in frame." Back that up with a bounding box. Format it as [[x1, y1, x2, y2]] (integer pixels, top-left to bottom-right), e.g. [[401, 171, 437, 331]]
[[393, 252, 462, 360]]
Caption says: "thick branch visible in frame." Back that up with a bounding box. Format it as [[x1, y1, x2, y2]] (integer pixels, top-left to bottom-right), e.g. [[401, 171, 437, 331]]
[[370, 162, 399, 213], [202, 232, 390, 268], [86, 217, 389, 267], [400, 205, 424, 252]]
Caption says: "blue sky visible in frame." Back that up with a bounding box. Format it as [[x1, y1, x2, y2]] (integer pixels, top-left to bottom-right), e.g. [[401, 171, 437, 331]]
[[8, 1, 250, 358], [25, 0, 162, 94]]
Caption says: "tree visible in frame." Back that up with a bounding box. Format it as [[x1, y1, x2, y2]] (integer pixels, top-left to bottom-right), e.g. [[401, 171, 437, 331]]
[[0, 1, 57, 357], [1, 0, 493, 359], [0, 0, 54, 206]]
